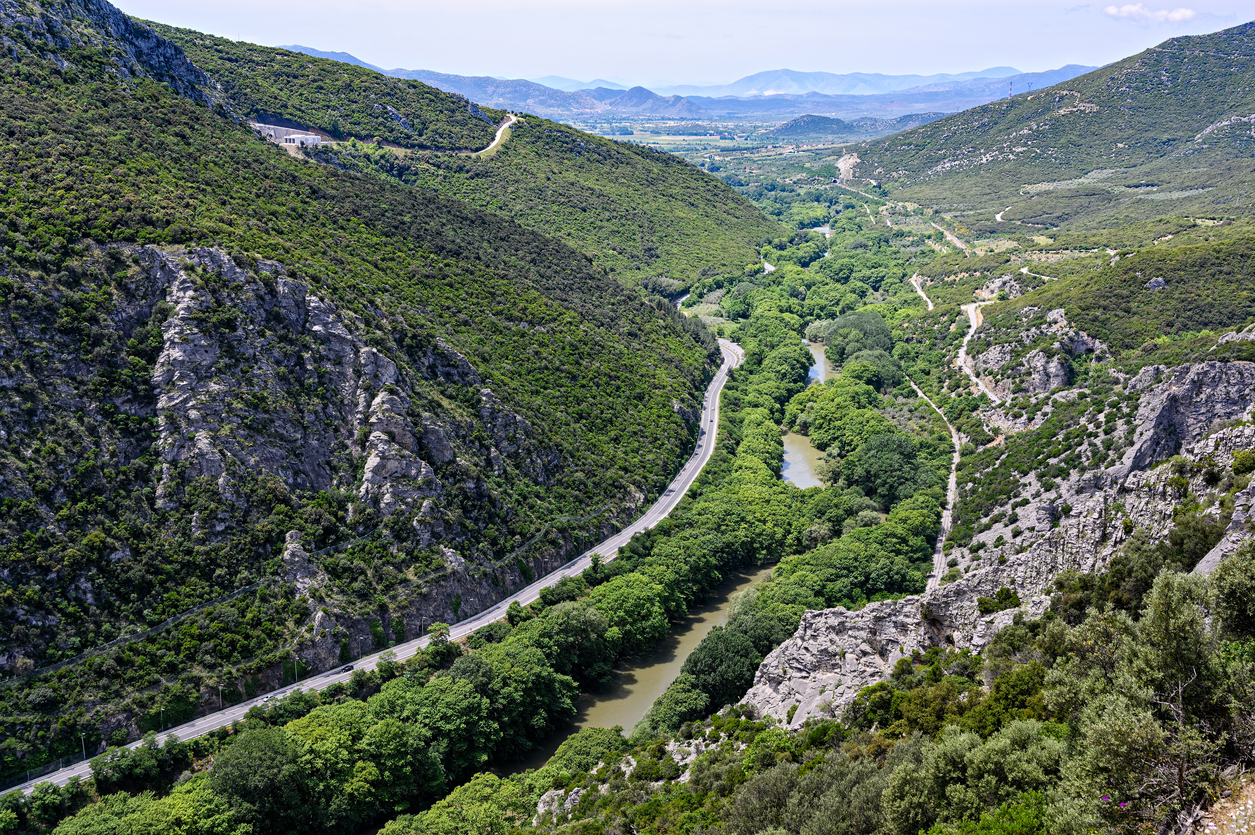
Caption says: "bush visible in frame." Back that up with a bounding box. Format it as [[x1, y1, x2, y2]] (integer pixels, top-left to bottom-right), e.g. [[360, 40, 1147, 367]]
[[977, 587, 1022, 615]]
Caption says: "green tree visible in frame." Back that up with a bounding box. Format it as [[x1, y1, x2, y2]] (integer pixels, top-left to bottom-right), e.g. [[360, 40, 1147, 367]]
[[589, 574, 669, 655], [211, 726, 312, 835], [1213, 540, 1255, 637], [843, 433, 933, 509], [681, 626, 762, 710]]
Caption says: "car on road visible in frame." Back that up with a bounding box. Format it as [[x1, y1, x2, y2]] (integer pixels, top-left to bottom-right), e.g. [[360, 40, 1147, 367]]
[[339, 665, 354, 673]]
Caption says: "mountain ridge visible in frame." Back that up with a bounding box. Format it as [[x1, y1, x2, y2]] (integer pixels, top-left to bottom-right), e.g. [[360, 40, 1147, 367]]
[[272, 44, 1092, 123], [654, 65, 1022, 97], [852, 20, 1255, 224]]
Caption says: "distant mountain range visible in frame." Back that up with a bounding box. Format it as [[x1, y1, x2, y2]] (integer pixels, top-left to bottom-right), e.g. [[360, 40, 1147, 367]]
[[279, 46, 1094, 123], [530, 75, 629, 91], [652, 66, 1021, 97]]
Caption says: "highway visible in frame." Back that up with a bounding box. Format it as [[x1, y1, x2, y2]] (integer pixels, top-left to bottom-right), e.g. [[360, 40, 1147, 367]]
[[14, 339, 745, 793]]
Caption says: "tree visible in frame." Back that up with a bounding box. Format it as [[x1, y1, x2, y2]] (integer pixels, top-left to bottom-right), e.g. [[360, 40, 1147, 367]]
[[402, 675, 498, 781], [1213, 540, 1255, 637], [681, 626, 762, 710], [842, 433, 931, 509], [589, 574, 669, 655], [632, 674, 710, 741], [211, 726, 312, 835]]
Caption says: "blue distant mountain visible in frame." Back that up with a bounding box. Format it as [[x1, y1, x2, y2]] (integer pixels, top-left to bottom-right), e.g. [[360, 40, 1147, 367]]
[[274, 46, 1093, 124], [653, 67, 1023, 97], [531, 75, 629, 92]]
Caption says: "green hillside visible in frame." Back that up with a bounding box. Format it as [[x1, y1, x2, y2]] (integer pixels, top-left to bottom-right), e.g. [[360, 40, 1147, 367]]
[[0, 0, 714, 777], [855, 21, 1255, 226], [320, 120, 784, 283], [155, 28, 782, 285], [150, 24, 504, 151]]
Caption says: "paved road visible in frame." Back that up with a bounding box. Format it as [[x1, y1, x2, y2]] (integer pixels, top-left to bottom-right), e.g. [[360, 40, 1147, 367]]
[[14, 340, 745, 794]]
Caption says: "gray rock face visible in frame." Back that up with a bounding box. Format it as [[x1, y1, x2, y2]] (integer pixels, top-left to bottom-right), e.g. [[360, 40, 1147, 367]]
[[970, 307, 1109, 401], [0, 0, 215, 106], [744, 360, 1255, 728], [1021, 348, 1071, 394], [280, 532, 328, 601], [0, 242, 595, 668], [1216, 323, 1255, 346]]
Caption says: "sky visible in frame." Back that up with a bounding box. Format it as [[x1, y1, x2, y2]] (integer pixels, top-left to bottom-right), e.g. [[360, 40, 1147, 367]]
[[116, 0, 1254, 87]]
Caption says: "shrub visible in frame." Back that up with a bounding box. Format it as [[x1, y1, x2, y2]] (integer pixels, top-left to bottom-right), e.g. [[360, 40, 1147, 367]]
[[977, 587, 1021, 615]]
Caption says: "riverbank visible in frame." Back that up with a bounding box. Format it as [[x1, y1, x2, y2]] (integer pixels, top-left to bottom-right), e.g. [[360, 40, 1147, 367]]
[[506, 561, 776, 773]]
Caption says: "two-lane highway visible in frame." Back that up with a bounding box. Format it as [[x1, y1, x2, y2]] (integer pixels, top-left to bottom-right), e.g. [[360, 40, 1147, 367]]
[[15, 339, 745, 793]]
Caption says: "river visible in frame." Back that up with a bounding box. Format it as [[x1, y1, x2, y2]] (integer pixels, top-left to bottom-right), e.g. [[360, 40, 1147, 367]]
[[780, 340, 832, 489], [507, 340, 831, 773], [508, 562, 776, 773]]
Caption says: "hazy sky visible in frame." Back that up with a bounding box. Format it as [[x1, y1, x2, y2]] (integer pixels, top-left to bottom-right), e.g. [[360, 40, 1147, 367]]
[[117, 0, 1253, 86]]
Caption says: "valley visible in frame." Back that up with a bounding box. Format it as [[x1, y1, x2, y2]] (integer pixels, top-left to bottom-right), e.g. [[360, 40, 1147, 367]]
[[1, 4, 1255, 835]]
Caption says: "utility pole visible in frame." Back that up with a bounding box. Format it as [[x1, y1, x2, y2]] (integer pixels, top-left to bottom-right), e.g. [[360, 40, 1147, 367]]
[[160, 708, 164, 731], [80, 734, 86, 761]]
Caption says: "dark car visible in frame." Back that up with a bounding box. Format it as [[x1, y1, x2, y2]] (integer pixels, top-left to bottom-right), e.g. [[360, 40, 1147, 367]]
[[339, 664, 354, 673]]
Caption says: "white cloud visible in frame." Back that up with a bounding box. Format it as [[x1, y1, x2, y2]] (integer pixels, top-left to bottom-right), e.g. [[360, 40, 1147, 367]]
[[1103, 3, 1197, 23]]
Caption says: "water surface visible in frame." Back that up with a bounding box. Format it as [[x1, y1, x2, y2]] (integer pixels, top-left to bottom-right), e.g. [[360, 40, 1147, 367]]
[[781, 341, 832, 488], [508, 562, 776, 772], [781, 431, 826, 489]]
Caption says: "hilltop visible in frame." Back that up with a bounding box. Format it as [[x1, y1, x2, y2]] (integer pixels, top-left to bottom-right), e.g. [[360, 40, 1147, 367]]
[[146, 23, 504, 150], [769, 112, 946, 141], [853, 21, 1255, 225]]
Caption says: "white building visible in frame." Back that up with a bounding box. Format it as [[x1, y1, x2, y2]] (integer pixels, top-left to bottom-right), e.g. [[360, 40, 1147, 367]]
[[283, 134, 324, 148]]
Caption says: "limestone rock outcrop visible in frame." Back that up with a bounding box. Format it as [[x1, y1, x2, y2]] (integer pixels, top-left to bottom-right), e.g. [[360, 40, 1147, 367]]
[[744, 360, 1255, 728]]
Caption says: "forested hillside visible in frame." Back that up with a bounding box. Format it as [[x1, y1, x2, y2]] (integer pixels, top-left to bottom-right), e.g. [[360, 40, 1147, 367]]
[[853, 21, 1255, 225], [148, 23, 504, 151], [155, 29, 783, 285], [0, 0, 717, 784], [318, 121, 783, 283]]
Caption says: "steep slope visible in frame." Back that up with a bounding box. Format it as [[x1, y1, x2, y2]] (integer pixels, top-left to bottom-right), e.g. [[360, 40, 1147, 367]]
[[318, 119, 781, 283], [853, 22, 1255, 224], [0, 0, 715, 775], [155, 29, 781, 285], [148, 23, 505, 150]]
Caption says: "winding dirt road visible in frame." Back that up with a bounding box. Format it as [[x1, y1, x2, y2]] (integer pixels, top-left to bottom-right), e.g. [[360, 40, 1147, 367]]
[[930, 222, 969, 252], [909, 378, 961, 592], [909, 274, 934, 311], [472, 114, 520, 157], [958, 302, 1002, 404], [14, 340, 745, 794]]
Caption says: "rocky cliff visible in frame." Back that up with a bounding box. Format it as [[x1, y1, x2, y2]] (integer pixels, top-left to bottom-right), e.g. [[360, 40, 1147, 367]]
[[0, 0, 215, 105], [0, 244, 669, 682], [743, 359, 1255, 727]]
